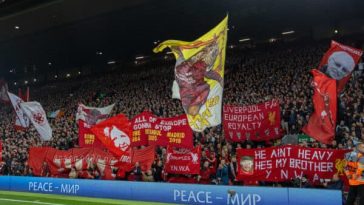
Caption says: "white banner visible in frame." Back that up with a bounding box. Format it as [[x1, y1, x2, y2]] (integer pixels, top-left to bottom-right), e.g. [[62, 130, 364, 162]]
[[20, 101, 52, 141], [8, 92, 30, 128], [76, 103, 115, 125]]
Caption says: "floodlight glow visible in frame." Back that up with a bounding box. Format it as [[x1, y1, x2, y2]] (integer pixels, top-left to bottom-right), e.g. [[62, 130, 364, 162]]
[[239, 38, 251, 42], [281, 30, 295, 35]]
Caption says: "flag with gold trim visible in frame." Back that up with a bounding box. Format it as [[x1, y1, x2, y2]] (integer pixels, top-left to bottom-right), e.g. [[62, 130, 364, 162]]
[[153, 16, 228, 132]]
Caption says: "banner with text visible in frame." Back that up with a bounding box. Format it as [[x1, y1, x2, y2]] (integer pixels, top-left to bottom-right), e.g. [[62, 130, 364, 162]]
[[131, 112, 193, 148], [223, 100, 281, 142], [236, 146, 347, 182], [78, 120, 104, 149], [164, 146, 201, 175]]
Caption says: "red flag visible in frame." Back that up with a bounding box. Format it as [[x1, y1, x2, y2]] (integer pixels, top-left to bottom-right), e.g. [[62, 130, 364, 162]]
[[131, 146, 155, 172], [18, 88, 23, 101], [164, 146, 201, 175], [318, 41, 363, 93], [28, 147, 52, 176], [90, 114, 132, 157], [302, 69, 337, 144], [26, 87, 30, 102], [78, 120, 104, 148]]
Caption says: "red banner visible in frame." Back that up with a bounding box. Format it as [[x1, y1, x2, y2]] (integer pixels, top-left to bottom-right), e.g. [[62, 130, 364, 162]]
[[131, 112, 153, 146], [164, 146, 201, 175], [28, 146, 155, 178], [237, 146, 347, 183], [91, 114, 132, 157], [223, 99, 281, 141], [28, 147, 125, 178], [303, 69, 337, 144], [28, 147, 52, 176], [131, 111, 193, 148], [131, 146, 155, 172], [319, 41, 363, 93], [78, 120, 104, 148]]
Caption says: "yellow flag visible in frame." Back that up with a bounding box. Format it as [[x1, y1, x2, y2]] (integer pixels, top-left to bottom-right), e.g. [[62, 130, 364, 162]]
[[154, 16, 228, 132]]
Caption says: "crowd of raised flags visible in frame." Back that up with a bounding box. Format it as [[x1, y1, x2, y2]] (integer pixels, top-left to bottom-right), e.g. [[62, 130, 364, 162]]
[[0, 15, 363, 183]]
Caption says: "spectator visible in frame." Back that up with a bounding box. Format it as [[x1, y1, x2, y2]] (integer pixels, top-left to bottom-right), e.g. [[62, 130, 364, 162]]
[[142, 170, 154, 182], [69, 167, 78, 179], [216, 160, 229, 185]]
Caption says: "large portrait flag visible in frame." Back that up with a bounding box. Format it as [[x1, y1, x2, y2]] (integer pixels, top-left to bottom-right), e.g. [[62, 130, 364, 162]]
[[318, 41, 363, 93], [91, 114, 132, 157], [153, 16, 228, 132]]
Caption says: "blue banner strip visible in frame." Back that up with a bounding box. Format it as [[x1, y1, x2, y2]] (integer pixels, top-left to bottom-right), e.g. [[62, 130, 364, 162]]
[[0, 176, 341, 205]]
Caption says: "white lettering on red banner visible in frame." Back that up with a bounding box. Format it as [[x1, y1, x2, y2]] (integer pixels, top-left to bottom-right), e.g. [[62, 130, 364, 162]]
[[223, 99, 281, 141], [131, 112, 193, 148], [237, 145, 348, 182]]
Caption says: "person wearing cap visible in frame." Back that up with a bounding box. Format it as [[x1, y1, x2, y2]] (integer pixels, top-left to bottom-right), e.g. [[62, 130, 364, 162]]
[[344, 142, 364, 205]]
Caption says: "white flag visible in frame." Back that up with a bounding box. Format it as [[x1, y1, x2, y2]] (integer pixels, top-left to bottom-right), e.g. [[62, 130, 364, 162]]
[[171, 80, 181, 99], [8, 92, 30, 128], [76, 103, 115, 125], [20, 101, 52, 141]]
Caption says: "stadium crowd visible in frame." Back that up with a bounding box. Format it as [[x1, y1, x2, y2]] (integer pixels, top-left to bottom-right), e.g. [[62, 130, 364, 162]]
[[0, 39, 363, 191]]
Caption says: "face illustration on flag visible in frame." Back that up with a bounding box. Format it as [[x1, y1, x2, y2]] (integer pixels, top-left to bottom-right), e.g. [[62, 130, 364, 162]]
[[153, 16, 228, 132], [90, 114, 132, 157], [174, 41, 223, 116], [103, 125, 130, 152], [319, 41, 363, 93], [323, 51, 355, 80], [76, 103, 114, 125], [239, 156, 254, 175]]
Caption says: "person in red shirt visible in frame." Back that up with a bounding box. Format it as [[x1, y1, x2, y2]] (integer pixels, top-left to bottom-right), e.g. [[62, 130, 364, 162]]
[[199, 161, 212, 184], [207, 152, 217, 174], [102, 166, 115, 180], [40, 162, 50, 177], [78, 169, 94, 179]]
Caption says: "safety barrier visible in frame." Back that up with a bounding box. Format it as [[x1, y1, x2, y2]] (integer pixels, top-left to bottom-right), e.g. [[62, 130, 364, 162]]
[[0, 176, 341, 205]]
